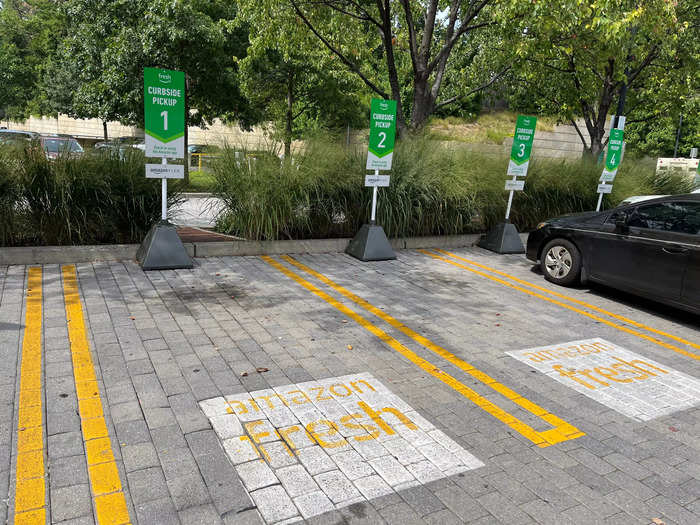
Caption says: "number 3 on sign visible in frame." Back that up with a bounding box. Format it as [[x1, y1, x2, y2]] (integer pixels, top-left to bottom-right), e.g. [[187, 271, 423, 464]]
[[161, 110, 168, 131], [377, 132, 386, 148], [518, 143, 525, 157]]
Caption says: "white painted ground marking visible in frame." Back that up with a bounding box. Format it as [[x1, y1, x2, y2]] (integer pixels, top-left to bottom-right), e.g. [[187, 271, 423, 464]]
[[200, 373, 483, 523], [507, 338, 700, 422]]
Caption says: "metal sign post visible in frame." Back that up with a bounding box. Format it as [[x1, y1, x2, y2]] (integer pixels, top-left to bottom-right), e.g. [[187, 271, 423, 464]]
[[136, 67, 192, 270], [347, 99, 397, 261], [480, 115, 537, 254], [596, 127, 624, 211]]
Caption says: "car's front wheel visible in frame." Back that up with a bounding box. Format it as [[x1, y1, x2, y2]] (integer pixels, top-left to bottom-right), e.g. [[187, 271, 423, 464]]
[[540, 239, 581, 286]]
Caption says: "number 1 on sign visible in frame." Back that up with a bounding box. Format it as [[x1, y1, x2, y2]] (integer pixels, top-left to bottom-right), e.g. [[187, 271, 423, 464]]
[[161, 110, 168, 131]]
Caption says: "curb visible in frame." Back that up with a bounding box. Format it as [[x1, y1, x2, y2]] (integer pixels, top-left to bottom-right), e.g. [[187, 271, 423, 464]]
[[0, 233, 529, 265]]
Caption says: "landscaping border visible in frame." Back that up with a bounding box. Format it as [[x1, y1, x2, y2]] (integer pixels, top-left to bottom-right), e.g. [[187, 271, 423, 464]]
[[0, 234, 529, 265]]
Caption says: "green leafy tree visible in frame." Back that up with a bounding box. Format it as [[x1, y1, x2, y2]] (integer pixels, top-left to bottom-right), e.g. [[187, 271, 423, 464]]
[[506, 0, 693, 159], [237, 0, 365, 157], [47, 0, 253, 131], [265, 0, 508, 134], [0, 0, 64, 119]]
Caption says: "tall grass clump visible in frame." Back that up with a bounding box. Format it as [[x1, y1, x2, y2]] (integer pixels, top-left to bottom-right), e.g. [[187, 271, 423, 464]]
[[212, 136, 689, 240], [210, 136, 695, 241], [0, 145, 179, 246]]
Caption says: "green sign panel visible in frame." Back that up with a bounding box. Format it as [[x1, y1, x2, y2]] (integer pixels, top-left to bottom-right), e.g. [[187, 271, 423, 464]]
[[507, 115, 537, 177], [366, 98, 397, 171], [144, 67, 185, 159], [600, 128, 624, 182]]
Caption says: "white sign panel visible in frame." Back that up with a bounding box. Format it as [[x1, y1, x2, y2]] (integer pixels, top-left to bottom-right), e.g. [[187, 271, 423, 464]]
[[507, 339, 700, 421], [599, 170, 617, 183], [200, 373, 483, 523], [145, 164, 184, 179], [597, 183, 613, 194], [504, 179, 525, 191], [365, 174, 391, 187]]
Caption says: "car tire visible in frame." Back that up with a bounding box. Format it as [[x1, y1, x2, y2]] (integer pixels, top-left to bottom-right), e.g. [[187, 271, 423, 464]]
[[540, 239, 581, 286]]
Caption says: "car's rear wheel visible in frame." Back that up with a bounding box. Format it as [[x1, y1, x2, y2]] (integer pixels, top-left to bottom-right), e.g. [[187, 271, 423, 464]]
[[541, 239, 581, 286]]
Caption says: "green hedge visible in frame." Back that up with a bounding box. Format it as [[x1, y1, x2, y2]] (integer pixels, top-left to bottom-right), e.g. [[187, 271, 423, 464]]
[[212, 137, 693, 241], [0, 145, 180, 246]]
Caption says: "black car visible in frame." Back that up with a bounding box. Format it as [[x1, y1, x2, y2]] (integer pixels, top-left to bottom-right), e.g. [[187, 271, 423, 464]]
[[526, 194, 700, 314]]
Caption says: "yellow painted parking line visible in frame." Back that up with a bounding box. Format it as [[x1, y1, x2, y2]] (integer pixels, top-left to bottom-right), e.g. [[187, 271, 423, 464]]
[[14, 268, 46, 525], [263, 256, 583, 447], [436, 249, 700, 353], [62, 265, 131, 525], [420, 250, 700, 362]]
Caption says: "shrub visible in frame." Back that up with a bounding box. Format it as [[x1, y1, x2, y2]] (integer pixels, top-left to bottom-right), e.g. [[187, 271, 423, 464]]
[[0, 145, 180, 246], [213, 136, 690, 241]]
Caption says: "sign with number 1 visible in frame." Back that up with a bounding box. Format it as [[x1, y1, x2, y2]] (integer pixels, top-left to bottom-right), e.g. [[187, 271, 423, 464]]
[[366, 98, 397, 171], [144, 67, 185, 159], [507, 116, 537, 177]]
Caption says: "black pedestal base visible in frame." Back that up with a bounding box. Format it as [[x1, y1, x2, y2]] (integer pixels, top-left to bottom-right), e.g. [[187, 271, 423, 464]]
[[136, 220, 193, 270], [478, 222, 524, 254], [345, 224, 396, 261]]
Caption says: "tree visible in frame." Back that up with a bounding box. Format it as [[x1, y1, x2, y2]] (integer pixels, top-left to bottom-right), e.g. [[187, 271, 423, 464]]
[[47, 0, 253, 130], [272, 0, 507, 134], [506, 0, 692, 159], [0, 0, 64, 119], [237, 0, 365, 157]]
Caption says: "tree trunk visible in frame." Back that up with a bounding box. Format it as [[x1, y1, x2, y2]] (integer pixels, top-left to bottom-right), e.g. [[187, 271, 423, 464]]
[[102, 120, 108, 141], [284, 72, 294, 159], [410, 77, 434, 130], [379, 1, 407, 136]]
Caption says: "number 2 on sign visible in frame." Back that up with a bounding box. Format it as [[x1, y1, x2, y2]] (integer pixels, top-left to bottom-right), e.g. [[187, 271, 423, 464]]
[[518, 143, 525, 157], [161, 110, 168, 131], [378, 132, 386, 148]]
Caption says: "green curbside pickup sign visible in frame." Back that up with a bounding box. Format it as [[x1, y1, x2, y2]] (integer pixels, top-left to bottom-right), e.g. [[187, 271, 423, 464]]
[[507, 115, 537, 177], [366, 98, 397, 171], [144, 67, 185, 159], [600, 128, 624, 182]]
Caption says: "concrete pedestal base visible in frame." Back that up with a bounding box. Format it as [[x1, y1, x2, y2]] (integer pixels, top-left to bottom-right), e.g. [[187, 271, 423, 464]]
[[478, 222, 525, 254], [137, 221, 194, 270], [346, 224, 396, 261]]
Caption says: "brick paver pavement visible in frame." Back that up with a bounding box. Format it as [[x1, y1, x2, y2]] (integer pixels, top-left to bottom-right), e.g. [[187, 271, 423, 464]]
[[1, 247, 699, 524]]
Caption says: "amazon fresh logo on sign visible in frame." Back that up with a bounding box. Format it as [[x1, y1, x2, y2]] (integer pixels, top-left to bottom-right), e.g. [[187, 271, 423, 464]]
[[158, 72, 172, 84]]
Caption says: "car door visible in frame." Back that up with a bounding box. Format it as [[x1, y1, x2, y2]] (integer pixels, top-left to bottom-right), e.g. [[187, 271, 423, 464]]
[[677, 202, 700, 306], [589, 201, 689, 301]]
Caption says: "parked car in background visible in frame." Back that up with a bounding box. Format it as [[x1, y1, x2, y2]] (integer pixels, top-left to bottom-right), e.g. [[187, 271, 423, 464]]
[[526, 194, 700, 314], [0, 129, 38, 145], [93, 140, 144, 160], [40, 135, 84, 159]]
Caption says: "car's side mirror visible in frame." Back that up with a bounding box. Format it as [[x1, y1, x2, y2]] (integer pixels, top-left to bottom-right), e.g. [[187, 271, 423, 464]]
[[615, 212, 629, 234]]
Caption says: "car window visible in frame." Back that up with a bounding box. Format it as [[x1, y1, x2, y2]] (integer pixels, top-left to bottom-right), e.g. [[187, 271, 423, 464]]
[[43, 139, 83, 153], [627, 201, 700, 235]]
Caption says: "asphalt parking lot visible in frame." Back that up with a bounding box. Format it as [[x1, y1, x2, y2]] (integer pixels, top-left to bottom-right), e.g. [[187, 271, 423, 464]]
[[1, 247, 699, 525]]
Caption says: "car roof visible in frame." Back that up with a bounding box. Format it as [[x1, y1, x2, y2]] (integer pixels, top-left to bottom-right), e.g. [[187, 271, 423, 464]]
[[616, 193, 700, 210]]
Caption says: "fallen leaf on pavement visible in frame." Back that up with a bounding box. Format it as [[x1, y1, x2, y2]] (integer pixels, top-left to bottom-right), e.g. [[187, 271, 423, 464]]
[[256, 367, 269, 373], [652, 519, 665, 525], [241, 372, 248, 377], [347, 345, 353, 350]]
